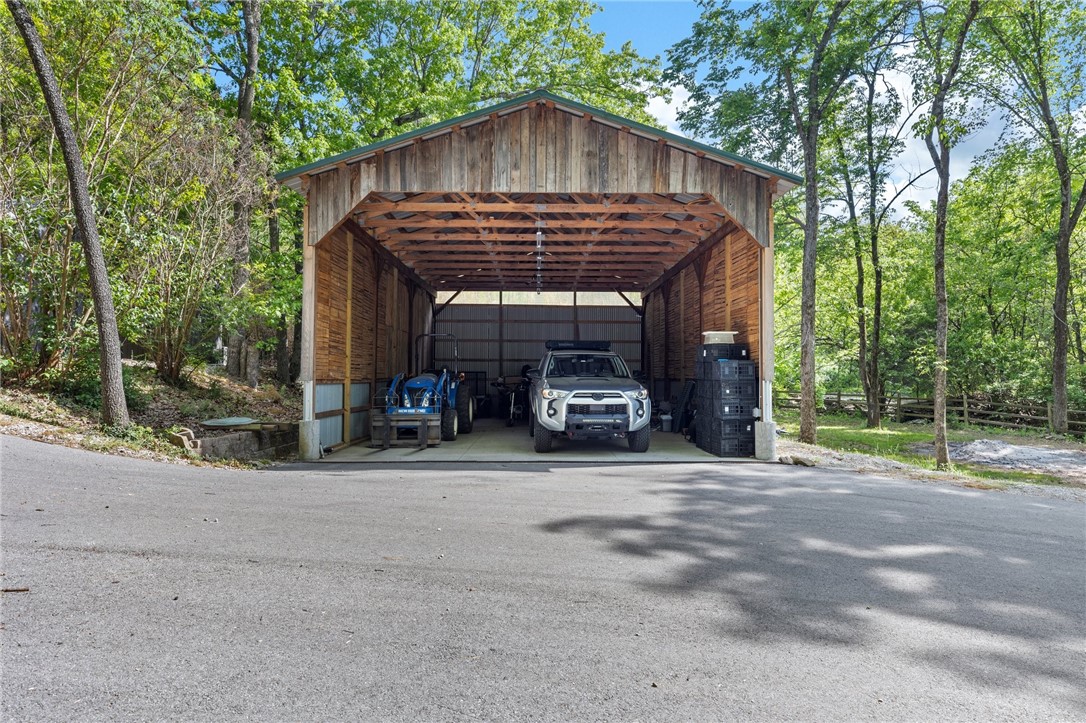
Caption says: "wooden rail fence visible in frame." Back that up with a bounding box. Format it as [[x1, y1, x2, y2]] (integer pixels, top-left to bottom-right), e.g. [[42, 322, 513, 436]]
[[775, 390, 1086, 435]]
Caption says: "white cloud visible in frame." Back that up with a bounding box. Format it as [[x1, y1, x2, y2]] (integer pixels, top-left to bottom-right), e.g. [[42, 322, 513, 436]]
[[645, 83, 692, 136], [879, 66, 1004, 213]]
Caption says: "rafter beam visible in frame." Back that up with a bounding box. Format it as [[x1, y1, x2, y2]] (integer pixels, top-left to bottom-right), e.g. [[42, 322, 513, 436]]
[[358, 202, 726, 217], [393, 244, 694, 255], [364, 217, 719, 231], [379, 232, 703, 244]]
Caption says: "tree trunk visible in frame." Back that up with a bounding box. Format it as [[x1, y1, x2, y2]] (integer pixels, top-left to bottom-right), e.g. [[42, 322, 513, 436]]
[[268, 199, 290, 385], [799, 141, 820, 444], [852, 215, 871, 428], [917, 0, 978, 469], [289, 206, 303, 383], [226, 0, 262, 382], [245, 339, 260, 388], [932, 149, 950, 468], [868, 229, 884, 427], [1048, 149, 1084, 432], [865, 76, 883, 428], [1070, 287, 1085, 365], [1051, 216, 1070, 433], [7, 0, 129, 427]]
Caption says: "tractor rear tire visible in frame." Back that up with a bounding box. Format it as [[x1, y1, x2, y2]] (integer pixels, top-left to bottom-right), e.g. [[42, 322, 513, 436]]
[[456, 391, 475, 434], [628, 424, 651, 453], [533, 415, 553, 453], [441, 407, 458, 441]]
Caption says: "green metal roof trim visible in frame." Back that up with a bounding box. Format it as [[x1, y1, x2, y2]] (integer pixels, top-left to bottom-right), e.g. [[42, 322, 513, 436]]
[[274, 89, 803, 189]]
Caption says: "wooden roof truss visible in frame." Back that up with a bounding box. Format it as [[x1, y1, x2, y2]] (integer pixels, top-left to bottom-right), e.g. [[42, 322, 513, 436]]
[[353, 191, 735, 291]]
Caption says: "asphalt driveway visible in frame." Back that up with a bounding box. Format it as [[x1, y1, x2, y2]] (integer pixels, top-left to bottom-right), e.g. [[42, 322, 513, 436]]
[[2, 435, 1083, 721]]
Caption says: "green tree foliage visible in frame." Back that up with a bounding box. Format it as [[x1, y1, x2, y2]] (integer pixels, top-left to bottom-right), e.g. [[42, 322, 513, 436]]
[[973, 0, 1086, 432], [667, 0, 906, 443], [774, 141, 1086, 414], [1, 0, 260, 386]]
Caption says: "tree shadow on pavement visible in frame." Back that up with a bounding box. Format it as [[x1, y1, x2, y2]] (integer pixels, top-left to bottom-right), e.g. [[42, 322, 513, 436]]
[[540, 465, 1086, 710]]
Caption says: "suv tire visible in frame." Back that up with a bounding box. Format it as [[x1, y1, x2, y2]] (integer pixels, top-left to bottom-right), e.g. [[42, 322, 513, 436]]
[[533, 415, 553, 452], [628, 425, 651, 452]]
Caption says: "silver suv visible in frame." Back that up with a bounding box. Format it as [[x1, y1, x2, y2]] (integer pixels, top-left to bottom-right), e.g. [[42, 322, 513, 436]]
[[527, 341, 652, 453]]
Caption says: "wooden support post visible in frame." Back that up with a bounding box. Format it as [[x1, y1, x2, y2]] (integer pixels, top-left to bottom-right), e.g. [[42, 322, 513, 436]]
[[679, 270, 686, 382], [573, 290, 580, 340], [498, 290, 505, 376], [662, 281, 671, 401], [723, 232, 733, 331], [759, 227, 775, 419], [962, 391, 969, 424], [693, 254, 707, 342], [299, 180, 319, 459], [342, 233, 353, 445], [372, 253, 384, 402]]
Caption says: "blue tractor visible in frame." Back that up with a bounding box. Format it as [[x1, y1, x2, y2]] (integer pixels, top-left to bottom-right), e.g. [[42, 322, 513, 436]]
[[371, 333, 475, 448]]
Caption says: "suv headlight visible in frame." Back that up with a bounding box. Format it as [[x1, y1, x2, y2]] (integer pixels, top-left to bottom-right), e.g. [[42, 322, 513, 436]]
[[541, 388, 569, 399], [626, 388, 648, 400]]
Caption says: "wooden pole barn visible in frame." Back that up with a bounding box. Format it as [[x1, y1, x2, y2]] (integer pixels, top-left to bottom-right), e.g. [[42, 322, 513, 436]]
[[275, 91, 800, 459]]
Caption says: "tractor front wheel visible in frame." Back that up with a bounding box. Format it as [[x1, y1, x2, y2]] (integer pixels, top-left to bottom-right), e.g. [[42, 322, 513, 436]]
[[441, 407, 458, 441]]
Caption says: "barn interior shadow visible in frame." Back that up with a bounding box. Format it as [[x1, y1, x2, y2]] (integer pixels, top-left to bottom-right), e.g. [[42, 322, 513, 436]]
[[540, 467, 1086, 709]]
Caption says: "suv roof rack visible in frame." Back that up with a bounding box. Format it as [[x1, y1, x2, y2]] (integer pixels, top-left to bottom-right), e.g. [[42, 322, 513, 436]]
[[545, 340, 611, 351]]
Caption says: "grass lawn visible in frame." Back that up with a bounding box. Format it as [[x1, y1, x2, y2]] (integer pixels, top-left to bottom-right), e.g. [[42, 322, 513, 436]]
[[774, 408, 1084, 486]]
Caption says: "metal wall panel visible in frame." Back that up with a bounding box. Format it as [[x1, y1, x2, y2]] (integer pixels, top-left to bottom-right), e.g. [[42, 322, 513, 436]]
[[350, 383, 370, 408], [436, 304, 642, 396], [350, 411, 368, 441], [319, 416, 343, 447], [315, 383, 344, 414]]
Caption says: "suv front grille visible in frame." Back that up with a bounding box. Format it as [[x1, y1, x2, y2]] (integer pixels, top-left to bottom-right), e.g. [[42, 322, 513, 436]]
[[568, 403, 626, 415]]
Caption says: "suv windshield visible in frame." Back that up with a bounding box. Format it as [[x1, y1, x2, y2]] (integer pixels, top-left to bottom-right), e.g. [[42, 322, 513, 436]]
[[545, 353, 629, 378]]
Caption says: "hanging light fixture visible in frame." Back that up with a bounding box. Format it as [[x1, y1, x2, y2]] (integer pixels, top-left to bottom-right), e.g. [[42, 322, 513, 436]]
[[535, 230, 544, 294]]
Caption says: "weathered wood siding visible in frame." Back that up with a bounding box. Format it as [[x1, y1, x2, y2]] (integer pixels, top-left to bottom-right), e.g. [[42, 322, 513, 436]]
[[315, 228, 433, 433], [643, 230, 762, 399], [315, 229, 349, 381], [306, 102, 771, 248]]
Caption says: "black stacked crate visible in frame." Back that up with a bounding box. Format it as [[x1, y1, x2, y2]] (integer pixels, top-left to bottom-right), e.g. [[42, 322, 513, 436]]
[[694, 344, 757, 457]]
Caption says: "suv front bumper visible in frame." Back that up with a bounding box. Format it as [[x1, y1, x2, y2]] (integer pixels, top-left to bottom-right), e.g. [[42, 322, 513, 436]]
[[535, 392, 651, 437]]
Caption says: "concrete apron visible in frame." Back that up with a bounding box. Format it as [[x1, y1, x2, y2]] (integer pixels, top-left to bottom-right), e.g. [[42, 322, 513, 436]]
[[317, 417, 766, 464]]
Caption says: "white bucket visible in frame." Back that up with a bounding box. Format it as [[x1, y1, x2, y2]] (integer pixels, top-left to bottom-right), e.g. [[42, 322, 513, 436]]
[[702, 331, 737, 344], [660, 414, 673, 433]]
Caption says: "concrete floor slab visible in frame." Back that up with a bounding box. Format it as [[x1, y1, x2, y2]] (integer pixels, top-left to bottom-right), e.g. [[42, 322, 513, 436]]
[[321, 417, 734, 463]]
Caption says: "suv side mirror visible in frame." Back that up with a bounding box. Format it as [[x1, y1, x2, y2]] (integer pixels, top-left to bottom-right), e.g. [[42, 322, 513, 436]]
[[526, 368, 541, 381], [632, 369, 647, 382]]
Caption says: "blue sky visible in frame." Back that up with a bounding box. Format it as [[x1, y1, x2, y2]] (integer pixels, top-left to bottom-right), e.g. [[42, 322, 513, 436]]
[[592, 1, 703, 59], [590, 1, 703, 136]]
